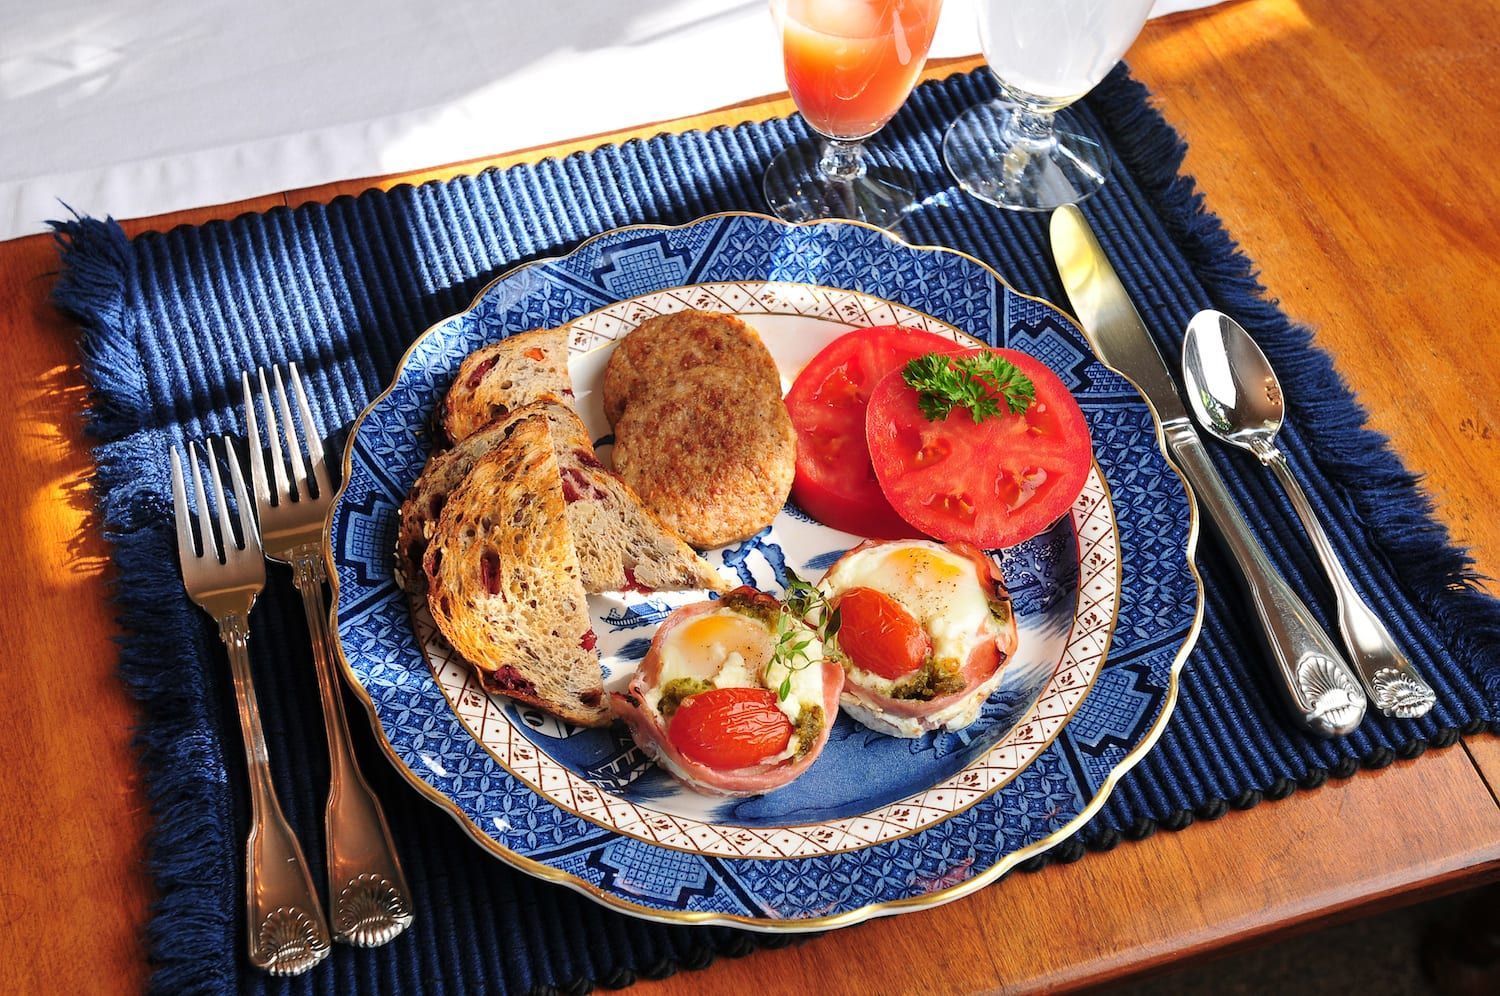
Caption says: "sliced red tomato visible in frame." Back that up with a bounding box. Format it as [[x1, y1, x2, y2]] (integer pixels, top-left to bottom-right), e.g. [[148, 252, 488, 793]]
[[667, 687, 793, 769], [832, 586, 930, 679], [865, 348, 1092, 548], [785, 325, 963, 538]]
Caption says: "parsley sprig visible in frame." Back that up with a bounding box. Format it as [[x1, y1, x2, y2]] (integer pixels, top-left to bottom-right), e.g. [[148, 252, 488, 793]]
[[769, 569, 843, 701], [902, 352, 1035, 423]]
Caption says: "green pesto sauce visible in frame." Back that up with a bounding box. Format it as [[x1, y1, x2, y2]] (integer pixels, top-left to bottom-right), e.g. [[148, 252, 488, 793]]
[[890, 657, 967, 701], [657, 677, 712, 720], [793, 704, 826, 759], [720, 589, 780, 629], [988, 597, 1012, 626]]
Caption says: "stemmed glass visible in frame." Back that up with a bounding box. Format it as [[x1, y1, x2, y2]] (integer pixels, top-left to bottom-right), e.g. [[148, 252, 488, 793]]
[[765, 0, 944, 229], [943, 0, 1154, 211]]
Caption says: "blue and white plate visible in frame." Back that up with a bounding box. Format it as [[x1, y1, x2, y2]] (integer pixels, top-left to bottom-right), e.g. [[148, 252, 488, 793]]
[[328, 213, 1201, 929]]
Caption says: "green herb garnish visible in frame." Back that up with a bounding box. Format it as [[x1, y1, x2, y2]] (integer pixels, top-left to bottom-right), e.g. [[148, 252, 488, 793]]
[[768, 569, 844, 701], [902, 351, 1035, 423]]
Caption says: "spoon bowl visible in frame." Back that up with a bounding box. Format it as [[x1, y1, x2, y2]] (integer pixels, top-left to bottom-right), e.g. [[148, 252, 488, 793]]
[[1182, 310, 1284, 456]]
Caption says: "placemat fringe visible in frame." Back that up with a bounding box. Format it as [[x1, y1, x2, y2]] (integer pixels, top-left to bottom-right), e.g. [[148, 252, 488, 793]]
[[53, 215, 239, 995]]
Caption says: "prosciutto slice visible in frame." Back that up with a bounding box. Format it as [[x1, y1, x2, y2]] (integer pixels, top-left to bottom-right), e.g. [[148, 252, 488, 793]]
[[610, 591, 844, 797], [838, 642, 1007, 736]]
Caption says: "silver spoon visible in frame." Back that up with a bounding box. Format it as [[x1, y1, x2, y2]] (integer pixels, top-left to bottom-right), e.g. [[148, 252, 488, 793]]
[[1182, 310, 1436, 719]]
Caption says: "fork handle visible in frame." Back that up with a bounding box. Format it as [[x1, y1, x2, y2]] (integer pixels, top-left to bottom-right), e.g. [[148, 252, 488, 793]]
[[291, 549, 414, 947], [220, 613, 332, 976]]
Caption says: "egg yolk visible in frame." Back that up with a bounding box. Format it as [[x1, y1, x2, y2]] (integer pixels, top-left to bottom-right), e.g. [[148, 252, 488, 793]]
[[885, 546, 965, 588], [667, 612, 772, 680]]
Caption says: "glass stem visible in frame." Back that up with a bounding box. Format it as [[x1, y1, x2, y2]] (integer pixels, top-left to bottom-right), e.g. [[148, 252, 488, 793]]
[[819, 139, 868, 182], [1009, 107, 1058, 149]]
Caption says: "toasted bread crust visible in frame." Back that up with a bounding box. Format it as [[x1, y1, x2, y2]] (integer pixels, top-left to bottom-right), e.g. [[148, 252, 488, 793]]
[[423, 416, 607, 727], [442, 327, 573, 443], [397, 398, 583, 594], [399, 399, 727, 595], [612, 366, 795, 548], [601, 311, 780, 426]]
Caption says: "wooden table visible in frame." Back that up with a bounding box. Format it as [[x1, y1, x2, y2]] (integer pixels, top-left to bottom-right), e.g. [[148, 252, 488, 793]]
[[2, 0, 1497, 992]]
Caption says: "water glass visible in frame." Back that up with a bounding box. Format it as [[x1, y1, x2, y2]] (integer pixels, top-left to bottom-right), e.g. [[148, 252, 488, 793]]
[[943, 0, 1154, 211]]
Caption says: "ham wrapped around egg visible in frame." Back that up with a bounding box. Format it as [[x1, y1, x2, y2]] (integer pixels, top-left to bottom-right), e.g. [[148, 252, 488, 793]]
[[610, 587, 844, 796], [820, 539, 1019, 737]]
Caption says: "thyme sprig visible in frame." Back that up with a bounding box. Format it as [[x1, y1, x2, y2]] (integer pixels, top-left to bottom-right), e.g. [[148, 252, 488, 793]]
[[769, 569, 843, 701]]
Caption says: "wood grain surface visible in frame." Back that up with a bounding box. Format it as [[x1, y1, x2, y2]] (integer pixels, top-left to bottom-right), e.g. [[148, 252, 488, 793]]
[[636, 748, 1500, 996], [0, 0, 1496, 993]]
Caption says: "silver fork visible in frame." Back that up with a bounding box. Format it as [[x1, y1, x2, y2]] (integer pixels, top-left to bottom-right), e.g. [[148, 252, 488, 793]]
[[244, 364, 413, 947], [171, 439, 331, 976]]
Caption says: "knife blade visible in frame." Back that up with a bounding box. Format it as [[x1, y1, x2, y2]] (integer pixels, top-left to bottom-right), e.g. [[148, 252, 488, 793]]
[[1050, 206, 1190, 423], [1049, 204, 1367, 738]]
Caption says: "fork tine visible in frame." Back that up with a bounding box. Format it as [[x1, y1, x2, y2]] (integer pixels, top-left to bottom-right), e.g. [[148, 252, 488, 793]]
[[242, 371, 272, 510], [287, 362, 333, 498], [273, 366, 311, 502], [223, 436, 263, 558], [170, 445, 198, 564], [258, 367, 291, 505], [187, 441, 220, 562], [206, 437, 237, 557]]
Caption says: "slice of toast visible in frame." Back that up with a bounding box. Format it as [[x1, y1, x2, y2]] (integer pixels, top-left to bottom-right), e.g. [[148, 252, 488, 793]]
[[398, 399, 727, 596], [441, 326, 573, 443], [423, 415, 607, 727], [560, 446, 731, 595], [397, 399, 582, 594]]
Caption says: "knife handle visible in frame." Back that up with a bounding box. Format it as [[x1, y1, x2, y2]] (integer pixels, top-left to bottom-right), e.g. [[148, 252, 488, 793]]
[[1163, 419, 1367, 737]]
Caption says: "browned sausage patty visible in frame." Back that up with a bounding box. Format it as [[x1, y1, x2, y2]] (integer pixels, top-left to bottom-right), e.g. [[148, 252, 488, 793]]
[[601, 310, 781, 426], [611, 367, 794, 548]]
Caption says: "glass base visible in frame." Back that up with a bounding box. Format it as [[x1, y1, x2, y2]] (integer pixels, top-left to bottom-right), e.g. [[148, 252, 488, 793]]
[[943, 100, 1111, 212], [763, 143, 915, 230]]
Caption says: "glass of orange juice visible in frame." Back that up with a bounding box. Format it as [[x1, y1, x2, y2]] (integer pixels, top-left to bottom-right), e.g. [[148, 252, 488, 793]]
[[765, 0, 944, 229]]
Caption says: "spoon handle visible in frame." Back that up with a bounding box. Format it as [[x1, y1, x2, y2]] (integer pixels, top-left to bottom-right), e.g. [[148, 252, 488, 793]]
[[1259, 446, 1436, 719], [1164, 420, 1366, 736]]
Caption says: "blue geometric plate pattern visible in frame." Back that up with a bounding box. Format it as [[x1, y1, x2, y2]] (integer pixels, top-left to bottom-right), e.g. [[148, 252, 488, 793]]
[[328, 213, 1202, 929]]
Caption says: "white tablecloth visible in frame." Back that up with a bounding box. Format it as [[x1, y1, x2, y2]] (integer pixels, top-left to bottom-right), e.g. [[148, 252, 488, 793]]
[[0, 0, 1223, 241]]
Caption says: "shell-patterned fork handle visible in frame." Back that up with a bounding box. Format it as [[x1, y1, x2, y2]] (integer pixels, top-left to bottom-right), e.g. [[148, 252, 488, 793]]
[[220, 614, 332, 976], [291, 547, 414, 947]]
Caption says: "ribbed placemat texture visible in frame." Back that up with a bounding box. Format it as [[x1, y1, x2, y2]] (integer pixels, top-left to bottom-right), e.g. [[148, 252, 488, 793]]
[[53, 66, 1500, 995]]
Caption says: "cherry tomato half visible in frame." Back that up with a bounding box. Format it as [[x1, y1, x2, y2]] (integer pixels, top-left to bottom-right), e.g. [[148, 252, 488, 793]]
[[832, 586, 930, 680], [785, 326, 962, 538], [865, 348, 1092, 549], [667, 687, 793, 769]]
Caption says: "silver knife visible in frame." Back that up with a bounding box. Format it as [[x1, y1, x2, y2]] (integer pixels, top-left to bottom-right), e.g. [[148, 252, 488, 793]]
[[1050, 204, 1366, 737]]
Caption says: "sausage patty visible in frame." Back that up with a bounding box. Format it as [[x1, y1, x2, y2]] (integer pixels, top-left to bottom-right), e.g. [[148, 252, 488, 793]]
[[611, 366, 794, 548], [601, 310, 781, 426]]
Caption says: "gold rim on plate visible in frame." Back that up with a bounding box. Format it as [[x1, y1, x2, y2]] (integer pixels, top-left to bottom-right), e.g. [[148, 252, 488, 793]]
[[322, 210, 1205, 932]]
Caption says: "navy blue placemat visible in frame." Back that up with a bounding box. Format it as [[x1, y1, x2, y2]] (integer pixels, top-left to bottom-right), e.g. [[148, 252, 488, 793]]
[[53, 66, 1500, 995]]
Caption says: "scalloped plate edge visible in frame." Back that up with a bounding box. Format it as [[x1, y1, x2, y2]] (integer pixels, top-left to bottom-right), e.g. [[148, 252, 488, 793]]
[[322, 210, 1205, 931]]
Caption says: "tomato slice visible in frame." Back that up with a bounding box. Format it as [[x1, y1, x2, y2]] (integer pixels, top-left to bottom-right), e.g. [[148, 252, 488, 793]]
[[865, 348, 1092, 548], [785, 325, 963, 538], [832, 586, 930, 679], [667, 687, 793, 769]]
